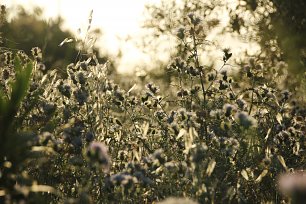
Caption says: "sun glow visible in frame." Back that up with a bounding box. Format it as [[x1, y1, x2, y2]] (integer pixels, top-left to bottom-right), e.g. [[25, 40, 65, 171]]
[[2, 0, 259, 73], [3, 0, 161, 72]]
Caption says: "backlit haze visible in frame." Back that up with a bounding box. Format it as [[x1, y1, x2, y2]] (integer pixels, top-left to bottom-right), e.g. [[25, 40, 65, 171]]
[[3, 0, 259, 73]]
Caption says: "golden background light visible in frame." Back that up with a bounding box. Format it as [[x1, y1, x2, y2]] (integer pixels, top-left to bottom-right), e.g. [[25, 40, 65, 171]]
[[3, 0, 162, 72], [2, 0, 259, 73]]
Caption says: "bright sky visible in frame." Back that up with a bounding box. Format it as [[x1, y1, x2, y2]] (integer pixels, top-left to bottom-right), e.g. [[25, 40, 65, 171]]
[[3, 0, 162, 72], [3, 0, 259, 73]]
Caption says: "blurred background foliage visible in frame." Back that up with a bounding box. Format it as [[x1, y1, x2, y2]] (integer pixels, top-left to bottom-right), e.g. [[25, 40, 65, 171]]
[[229, 0, 306, 92], [0, 5, 116, 75], [233, 0, 306, 74], [141, 0, 305, 101]]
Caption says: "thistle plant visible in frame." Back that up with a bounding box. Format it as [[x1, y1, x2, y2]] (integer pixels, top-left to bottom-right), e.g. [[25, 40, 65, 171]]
[[0, 4, 305, 204]]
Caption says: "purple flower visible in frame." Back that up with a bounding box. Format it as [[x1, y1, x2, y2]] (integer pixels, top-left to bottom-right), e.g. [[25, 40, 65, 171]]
[[235, 111, 257, 129], [87, 142, 110, 171], [278, 171, 306, 200]]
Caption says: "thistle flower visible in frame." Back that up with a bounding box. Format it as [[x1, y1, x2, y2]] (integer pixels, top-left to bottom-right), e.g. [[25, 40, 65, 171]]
[[177, 89, 189, 97], [109, 173, 138, 189], [80, 61, 88, 70], [167, 111, 176, 124], [152, 149, 166, 165], [31, 47, 42, 62], [87, 142, 111, 171], [85, 132, 94, 142], [74, 88, 89, 105], [236, 98, 247, 110], [278, 171, 306, 203], [223, 104, 235, 117], [281, 90, 291, 101], [42, 103, 56, 115], [235, 111, 257, 129], [58, 83, 71, 98], [177, 27, 185, 39], [146, 83, 159, 94], [77, 71, 86, 85], [190, 143, 208, 163]]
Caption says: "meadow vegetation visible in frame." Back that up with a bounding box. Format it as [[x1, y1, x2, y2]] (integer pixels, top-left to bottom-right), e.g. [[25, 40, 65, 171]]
[[0, 1, 305, 203]]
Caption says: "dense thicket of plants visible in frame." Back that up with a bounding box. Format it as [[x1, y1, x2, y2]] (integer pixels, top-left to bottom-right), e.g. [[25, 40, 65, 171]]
[[0, 2, 305, 203]]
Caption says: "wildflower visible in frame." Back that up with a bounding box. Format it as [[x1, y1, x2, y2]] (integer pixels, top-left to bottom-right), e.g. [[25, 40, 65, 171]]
[[85, 132, 95, 142], [278, 171, 306, 202], [114, 90, 124, 101], [58, 82, 71, 98], [87, 142, 111, 171], [74, 88, 89, 105], [17, 50, 30, 63], [193, 17, 201, 26], [146, 83, 159, 94], [152, 149, 166, 165], [219, 80, 228, 90], [80, 61, 88, 70], [77, 72, 86, 85], [141, 92, 150, 103], [167, 111, 176, 124], [110, 173, 137, 189], [229, 92, 235, 100], [177, 27, 185, 39], [208, 72, 215, 81], [223, 49, 232, 62], [281, 90, 291, 101], [221, 70, 227, 81], [244, 66, 253, 77], [110, 173, 127, 185], [177, 89, 189, 97], [42, 103, 56, 115], [187, 66, 200, 76], [31, 47, 42, 62], [190, 85, 200, 95], [134, 171, 153, 186], [178, 108, 188, 121], [235, 111, 257, 129], [187, 13, 194, 20], [72, 136, 82, 151], [190, 143, 208, 163], [223, 104, 235, 117], [236, 98, 247, 110], [155, 111, 166, 120]]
